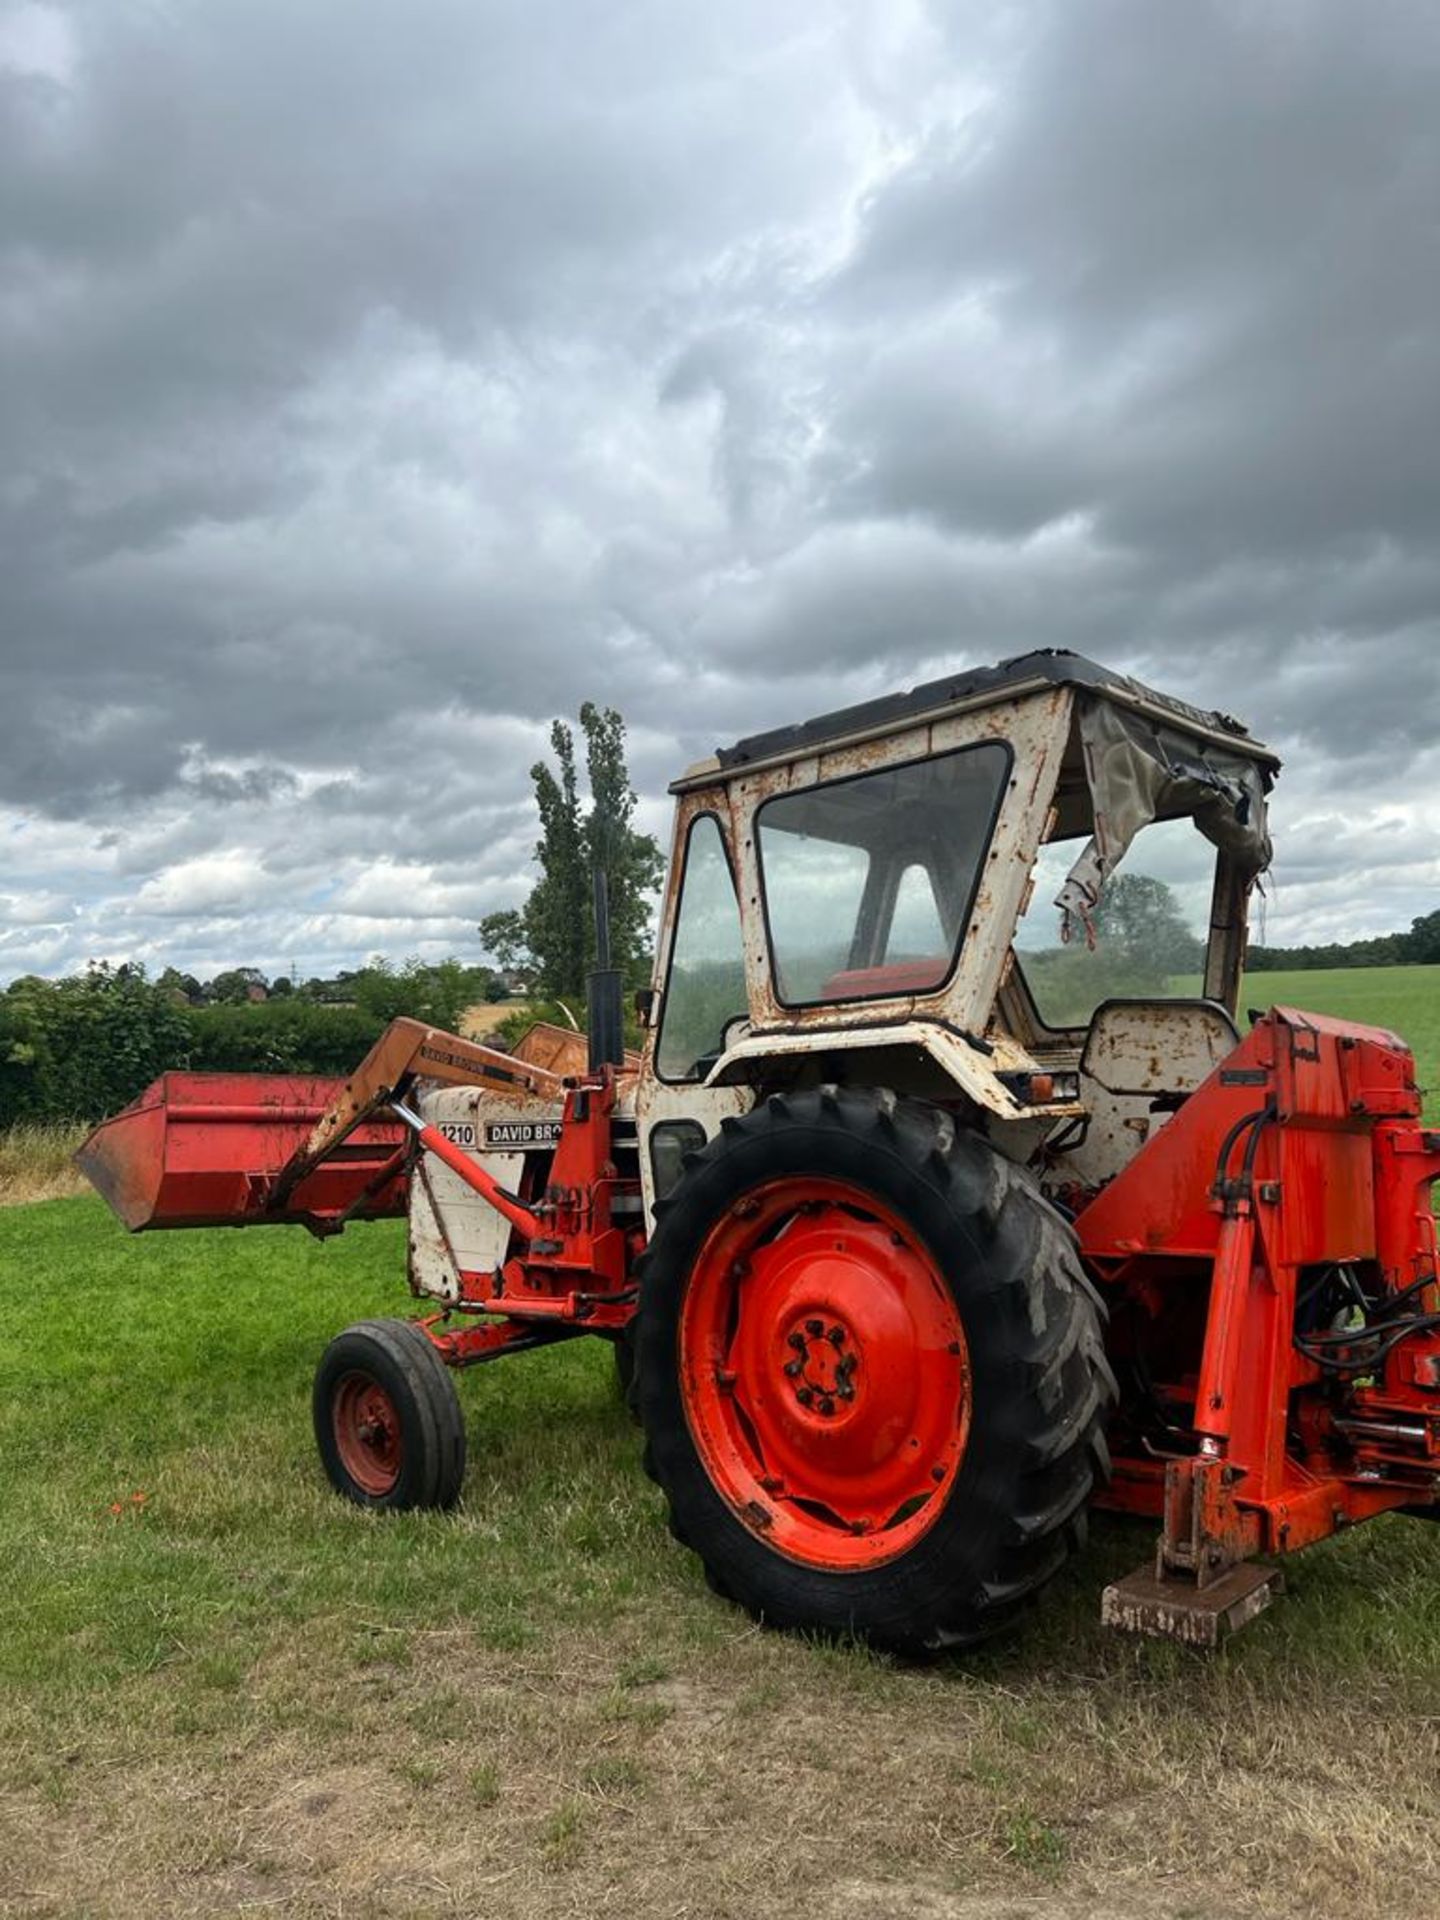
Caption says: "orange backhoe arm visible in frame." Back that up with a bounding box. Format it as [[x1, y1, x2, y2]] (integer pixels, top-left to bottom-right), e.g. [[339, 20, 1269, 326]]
[[268, 1017, 565, 1211]]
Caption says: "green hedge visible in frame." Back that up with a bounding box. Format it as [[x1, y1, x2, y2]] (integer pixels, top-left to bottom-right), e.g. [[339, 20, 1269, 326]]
[[0, 968, 393, 1128], [185, 1001, 384, 1076], [0, 957, 524, 1128]]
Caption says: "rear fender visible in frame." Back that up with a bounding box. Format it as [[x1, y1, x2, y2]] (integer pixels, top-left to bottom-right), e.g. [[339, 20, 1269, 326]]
[[702, 1021, 1077, 1124]]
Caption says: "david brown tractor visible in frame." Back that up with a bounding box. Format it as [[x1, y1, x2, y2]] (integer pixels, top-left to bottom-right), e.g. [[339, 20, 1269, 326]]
[[79, 651, 1440, 1651]]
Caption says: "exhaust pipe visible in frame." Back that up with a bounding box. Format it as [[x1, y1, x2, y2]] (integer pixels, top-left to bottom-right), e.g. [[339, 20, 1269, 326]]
[[587, 866, 624, 1073]]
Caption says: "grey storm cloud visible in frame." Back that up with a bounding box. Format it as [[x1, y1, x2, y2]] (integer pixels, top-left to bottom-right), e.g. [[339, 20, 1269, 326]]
[[0, 0, 1437, 981]]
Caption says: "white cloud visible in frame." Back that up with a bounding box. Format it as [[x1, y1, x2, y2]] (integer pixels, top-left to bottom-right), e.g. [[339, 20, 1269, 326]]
[[132, 852, 272, 918]]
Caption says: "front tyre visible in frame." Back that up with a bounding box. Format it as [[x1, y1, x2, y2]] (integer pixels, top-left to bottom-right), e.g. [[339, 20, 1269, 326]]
[[313, 1318, 467, 1511], [635, 1088, 1114, 1655]]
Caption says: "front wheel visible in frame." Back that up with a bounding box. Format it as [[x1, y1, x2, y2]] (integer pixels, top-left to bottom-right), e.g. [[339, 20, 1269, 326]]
[[313, 1318, 467, 1511], [635, 1088, 1114, 1655]]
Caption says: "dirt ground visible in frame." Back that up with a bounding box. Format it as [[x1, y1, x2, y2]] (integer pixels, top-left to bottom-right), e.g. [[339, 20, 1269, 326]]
[[8, 1605, 1435, 1920]]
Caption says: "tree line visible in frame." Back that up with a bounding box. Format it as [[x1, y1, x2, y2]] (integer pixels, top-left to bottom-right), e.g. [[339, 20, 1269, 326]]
[[151, 958, 507, 1007], [1246, 908, 1440, 971]]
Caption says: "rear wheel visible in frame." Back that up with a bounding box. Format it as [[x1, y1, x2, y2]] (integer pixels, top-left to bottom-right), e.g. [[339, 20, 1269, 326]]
[[635, 1088, 1114, 1654], [313, 1318, 467, 1511]]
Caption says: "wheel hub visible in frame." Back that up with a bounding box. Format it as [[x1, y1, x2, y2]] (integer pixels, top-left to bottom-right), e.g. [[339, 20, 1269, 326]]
[[780, 1313, 858, 1417], [333, 1372, 403, 1497], [679, 1177, 971, 1570]]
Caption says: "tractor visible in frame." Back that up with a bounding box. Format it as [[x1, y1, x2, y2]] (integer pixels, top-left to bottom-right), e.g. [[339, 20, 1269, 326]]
[[78, 650, 1440, 1652]]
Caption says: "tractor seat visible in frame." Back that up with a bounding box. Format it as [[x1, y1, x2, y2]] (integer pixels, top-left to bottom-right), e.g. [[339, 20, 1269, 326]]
[[1081, 998, 1239, 1098], [1055, 999, 1241, 1191], [819, 958, 951, 1001]]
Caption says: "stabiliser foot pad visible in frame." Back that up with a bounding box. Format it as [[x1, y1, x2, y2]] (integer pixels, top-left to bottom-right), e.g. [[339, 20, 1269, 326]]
[[1101, 1560, 1284, 1647]]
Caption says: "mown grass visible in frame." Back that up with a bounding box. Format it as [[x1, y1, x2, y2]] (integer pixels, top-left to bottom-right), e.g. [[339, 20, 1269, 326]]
[[4, 1192, 1440, 1918], [2, 964, 1439, 1916]]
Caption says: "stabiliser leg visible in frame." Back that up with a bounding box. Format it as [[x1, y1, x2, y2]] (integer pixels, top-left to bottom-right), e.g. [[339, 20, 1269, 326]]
[[1100, 1185, 1283, 1646], [1101, 1457, 1283, 1648], [1101, 1559, 1283, 1648]]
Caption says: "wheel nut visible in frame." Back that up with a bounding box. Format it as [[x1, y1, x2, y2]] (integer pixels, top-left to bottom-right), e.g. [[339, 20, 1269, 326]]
[[796, 1386, 814, 1407], [783, 1358, 803, 1378], [826, 1325, 845, 1348], [818, 1397, 835, 1417], [787, 1331, 806, 1352], [805, 1318, 823, 1337]]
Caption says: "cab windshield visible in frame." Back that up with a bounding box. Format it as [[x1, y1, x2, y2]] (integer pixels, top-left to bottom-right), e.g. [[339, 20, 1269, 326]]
[[756, 741, 1011, 1006]]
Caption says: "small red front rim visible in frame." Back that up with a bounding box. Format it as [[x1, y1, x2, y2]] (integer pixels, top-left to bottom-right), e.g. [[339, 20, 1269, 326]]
[[333, 1371, 403, 1496], [678, 1177, 971, 1571]]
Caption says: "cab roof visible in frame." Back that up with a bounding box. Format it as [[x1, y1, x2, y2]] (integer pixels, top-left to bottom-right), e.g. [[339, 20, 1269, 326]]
[[672, 648, 1279, 793]]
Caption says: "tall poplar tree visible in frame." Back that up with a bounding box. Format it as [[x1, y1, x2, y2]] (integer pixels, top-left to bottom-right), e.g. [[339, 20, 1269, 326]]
[[480, 705, 663, 1000]]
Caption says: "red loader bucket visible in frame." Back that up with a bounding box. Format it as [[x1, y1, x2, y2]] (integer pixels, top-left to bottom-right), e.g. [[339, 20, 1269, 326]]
[[76, 1072, 409, 1234]]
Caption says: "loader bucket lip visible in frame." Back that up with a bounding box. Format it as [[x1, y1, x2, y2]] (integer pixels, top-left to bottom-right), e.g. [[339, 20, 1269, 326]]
[[75, 1085, 166, 1231]]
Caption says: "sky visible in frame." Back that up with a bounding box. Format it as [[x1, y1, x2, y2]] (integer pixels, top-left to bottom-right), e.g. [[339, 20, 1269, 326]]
[[2, 0, 1438, 986]]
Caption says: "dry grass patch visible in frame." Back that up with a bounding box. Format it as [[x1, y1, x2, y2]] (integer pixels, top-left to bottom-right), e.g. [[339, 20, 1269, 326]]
[[0, 1121, 88, 1205], [6, 1610, 1440, 1919], [457, 1000, 519, 1041]]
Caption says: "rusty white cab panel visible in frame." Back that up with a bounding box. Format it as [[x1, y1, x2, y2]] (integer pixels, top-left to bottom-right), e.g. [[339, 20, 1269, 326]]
[[409, 1082, 572, 1302], [638, 651, 1277, 1201]]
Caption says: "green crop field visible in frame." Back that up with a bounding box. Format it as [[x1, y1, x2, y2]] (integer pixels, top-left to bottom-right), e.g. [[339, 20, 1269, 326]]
[[2, 969, 1439, 1918]]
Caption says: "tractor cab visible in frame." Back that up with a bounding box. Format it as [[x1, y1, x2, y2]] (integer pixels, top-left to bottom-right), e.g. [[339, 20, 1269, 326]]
[[639, 649, 1278, 1210]]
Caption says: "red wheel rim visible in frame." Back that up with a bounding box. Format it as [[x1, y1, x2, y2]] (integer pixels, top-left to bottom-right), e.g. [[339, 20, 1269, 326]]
[[333, 1371, 403, 1496], [679, 1177, 971, 1571]]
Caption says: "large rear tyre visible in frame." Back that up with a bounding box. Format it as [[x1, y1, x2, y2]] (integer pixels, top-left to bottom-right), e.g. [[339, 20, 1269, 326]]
[[313, 1318, 467, 1511], [635, 1088, 1114, 1655]]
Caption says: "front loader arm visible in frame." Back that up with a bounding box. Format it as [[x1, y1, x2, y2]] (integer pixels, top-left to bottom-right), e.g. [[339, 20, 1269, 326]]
[[269, 1017, 565, 1211], [76, 1018, 573, 1238]]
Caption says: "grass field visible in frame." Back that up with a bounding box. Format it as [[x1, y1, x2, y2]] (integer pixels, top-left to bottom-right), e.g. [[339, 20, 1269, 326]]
[[2, 966, 1439, 1918]]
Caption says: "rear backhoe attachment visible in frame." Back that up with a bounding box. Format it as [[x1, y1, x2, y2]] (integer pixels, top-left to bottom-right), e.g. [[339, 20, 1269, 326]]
[[1083, 1007, 1440, 1645]]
